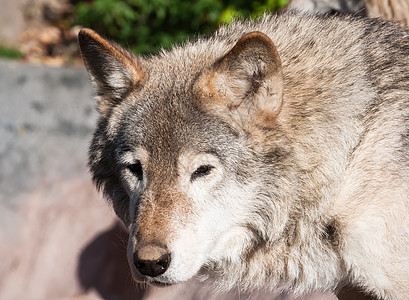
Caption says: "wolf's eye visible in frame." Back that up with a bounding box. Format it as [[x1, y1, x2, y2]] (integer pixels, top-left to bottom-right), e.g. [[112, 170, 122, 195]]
[[191, 165, 213, 181], [128, 161, 143, 181]]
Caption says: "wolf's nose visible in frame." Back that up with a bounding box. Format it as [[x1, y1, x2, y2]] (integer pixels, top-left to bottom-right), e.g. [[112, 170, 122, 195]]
[[133, 244, 171, 277]]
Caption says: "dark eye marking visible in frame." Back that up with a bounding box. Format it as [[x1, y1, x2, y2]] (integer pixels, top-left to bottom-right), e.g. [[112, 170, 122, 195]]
[[127, 161, 143, 181], [191, 165, 213, 181]]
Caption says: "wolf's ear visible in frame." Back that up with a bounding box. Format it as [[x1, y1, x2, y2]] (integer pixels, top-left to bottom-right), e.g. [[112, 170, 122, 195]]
[[195, 32, 283, 126], [78, 29, 144, 115]]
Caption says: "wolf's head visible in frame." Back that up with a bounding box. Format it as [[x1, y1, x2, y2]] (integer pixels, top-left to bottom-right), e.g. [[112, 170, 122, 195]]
[[78, 28, 295, 288]]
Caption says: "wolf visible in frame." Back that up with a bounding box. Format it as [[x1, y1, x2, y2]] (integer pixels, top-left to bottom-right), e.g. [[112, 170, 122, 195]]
[[78, 12, 409, 300]]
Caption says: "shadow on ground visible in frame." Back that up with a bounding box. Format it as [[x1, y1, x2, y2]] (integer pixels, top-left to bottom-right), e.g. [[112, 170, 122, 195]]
[[78, 222, 148, 300]]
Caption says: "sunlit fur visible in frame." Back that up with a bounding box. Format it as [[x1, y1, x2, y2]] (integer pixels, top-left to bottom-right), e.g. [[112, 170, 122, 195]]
[[79, 13, 409, 300]]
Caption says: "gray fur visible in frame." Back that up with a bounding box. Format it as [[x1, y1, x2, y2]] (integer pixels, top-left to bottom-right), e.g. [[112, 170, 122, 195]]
[[79, 13, 409, 300]]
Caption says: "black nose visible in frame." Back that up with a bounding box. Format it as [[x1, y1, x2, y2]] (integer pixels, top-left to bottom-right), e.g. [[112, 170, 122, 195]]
[[133, 244, 171, 277]]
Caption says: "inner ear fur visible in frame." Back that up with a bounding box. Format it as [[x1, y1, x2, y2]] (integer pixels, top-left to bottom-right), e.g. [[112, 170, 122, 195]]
[[195, 31, 283, 126], [78, 28, 145, 116]]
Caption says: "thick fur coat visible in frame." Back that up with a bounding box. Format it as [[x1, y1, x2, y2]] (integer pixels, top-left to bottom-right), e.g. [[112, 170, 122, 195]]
[[78, 13, 409, 300]]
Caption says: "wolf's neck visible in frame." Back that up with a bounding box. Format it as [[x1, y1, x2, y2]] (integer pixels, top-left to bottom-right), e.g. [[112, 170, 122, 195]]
[[213, 218, 344, 294]]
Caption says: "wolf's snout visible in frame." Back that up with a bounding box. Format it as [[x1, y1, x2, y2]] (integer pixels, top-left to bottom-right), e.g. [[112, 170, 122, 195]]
[[133, 244, 171, 277]]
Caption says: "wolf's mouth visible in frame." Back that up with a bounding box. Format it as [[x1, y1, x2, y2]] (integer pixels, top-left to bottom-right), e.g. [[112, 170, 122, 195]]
[[149, 280, 175, 287], [129, 268, 182, 287]]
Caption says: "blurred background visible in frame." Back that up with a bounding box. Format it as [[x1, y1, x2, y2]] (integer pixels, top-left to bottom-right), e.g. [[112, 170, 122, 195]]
[[0, 0, 406, 299], [0, 0, 290, 66]]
